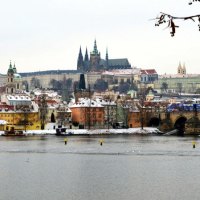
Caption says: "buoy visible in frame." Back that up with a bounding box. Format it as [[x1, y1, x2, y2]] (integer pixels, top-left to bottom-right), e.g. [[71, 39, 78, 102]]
[[99, 139, 104, 146], [64, 138, 68, 145], [192, 141, 196, 149]]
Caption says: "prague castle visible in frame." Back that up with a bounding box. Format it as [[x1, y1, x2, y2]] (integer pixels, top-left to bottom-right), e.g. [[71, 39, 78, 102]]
[[77, 40, 131, 72]]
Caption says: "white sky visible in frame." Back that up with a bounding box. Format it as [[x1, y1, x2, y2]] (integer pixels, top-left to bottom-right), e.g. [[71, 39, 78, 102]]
[[0, 0, 199, 74]]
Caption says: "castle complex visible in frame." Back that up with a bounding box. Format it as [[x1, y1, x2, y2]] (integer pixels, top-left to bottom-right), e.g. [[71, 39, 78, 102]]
[[77, 40, 131, 72]]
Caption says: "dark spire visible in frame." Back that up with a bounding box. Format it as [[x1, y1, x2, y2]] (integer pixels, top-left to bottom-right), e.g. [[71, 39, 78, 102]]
[[78, 74, 86, 90], [106, 48, 109, 61], [84, 47, 89, 61], [83, 47, 89, 72], [77, 46, 84, 70]]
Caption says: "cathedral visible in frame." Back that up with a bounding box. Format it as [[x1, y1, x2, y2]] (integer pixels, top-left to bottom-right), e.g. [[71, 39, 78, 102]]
[[77, 40, 131, 72]]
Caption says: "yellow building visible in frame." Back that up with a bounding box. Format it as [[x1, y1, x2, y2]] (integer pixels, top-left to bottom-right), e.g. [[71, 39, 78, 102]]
[[0, 110, 40, 131], [0, 62, 41, 131]]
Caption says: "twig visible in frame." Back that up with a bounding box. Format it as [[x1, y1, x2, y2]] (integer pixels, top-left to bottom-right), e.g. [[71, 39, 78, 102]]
[[154, 12, 200, 36]]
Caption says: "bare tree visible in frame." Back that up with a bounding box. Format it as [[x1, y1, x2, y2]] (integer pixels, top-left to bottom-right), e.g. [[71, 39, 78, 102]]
[[154, 1, 200, 36]]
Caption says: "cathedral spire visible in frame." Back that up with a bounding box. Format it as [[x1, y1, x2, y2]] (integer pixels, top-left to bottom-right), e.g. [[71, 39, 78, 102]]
[[93, 39, 98, 55], [84, 47, 89, 61], [77, 46, 84, 71]]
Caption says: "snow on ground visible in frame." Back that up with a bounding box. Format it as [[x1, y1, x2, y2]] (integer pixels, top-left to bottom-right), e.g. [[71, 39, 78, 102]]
[[0, 127, 162, 136]]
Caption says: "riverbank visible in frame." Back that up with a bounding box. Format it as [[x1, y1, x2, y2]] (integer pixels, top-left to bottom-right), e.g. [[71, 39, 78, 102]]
[[0, 127, 162, 136]]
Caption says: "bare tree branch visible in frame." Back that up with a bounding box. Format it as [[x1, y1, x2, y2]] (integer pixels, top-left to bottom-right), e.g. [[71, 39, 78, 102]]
[[153, 1, 200, 36]]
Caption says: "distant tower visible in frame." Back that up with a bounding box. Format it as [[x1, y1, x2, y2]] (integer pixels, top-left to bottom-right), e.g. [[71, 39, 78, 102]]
[[77, 46, 84, 71], [13, 63, 17, 73], [90, 39, 101, 71], [6, 61, 22, 94], [178, 62, 182, 74], [182, 63, 186, 75], [6, 61, 15, 94], [177, 62, 186, 75], [105, 48, 109, 69], [84, 47, 89, 72]]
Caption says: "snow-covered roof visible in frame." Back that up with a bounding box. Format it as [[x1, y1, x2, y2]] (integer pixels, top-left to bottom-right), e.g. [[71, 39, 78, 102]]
[[102, 68, 141, 76], [95, 98, 116, 106], [0, 120, 7, 125], [70, 98, 104, 108], [7, 95, 31, 101], [159, 74, 200, 79]]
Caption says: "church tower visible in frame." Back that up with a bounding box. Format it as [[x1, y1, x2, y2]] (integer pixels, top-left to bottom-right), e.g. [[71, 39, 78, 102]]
[[177, 62, 182, 74], [6, 61, 16, 94], [182, 63, 186, 75], [6, 61, 22, 94], [89, 39, 101, 71], [177, 62, 186, 75]]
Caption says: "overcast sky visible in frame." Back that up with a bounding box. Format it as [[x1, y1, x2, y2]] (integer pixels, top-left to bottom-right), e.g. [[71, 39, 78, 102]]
[[0, 0, 199, 74]]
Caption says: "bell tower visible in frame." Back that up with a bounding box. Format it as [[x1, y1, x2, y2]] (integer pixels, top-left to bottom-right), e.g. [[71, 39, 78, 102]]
[[89, 39, 101, 71]]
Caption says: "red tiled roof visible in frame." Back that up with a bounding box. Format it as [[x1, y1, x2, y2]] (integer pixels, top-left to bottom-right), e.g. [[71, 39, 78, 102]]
[[141, 69, 157, 75]]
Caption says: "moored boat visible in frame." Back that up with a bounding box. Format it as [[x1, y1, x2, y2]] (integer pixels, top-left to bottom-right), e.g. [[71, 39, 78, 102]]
[[2, 129, 25, 136]]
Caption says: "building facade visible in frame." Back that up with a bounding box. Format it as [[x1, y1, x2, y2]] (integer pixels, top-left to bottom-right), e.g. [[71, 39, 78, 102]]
[[69, 98, 104, 129]]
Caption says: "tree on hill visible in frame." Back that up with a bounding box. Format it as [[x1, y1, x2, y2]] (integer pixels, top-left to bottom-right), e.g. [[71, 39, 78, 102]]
[[94, 79, 108, 92], [161, 82, 168, 93], [31, 77, 41, 89], [154, 1, 200, 36]]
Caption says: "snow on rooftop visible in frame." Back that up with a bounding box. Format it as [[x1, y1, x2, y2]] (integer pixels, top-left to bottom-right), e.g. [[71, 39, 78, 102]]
[[7, 95, 31, 101], [0, 120, 7, 125], [102, 68, 140, 76], [70, 98, 103, 108]]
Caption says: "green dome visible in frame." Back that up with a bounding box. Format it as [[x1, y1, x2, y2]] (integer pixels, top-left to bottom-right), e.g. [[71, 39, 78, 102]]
[[14, 73, 22, 79]]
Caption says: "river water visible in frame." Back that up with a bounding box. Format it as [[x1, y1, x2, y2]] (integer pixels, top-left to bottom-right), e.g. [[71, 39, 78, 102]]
[[0, 134, 200, 200]]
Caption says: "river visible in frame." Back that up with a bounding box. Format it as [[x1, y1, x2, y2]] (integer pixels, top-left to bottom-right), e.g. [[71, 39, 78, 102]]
[[0, 134, 200, 200]]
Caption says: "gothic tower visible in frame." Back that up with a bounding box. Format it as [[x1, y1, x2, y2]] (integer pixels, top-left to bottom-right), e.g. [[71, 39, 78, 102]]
[[89, 39, 101, 71], [177, 62, 186, 75], [84, 47, 90, 72], [182, 63, 186, 75], [77, 46, 84, 71], [177, 62, 182, 74]]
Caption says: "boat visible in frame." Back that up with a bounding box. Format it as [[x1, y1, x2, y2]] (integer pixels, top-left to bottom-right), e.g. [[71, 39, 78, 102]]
[[55, 127, 74, 136], [2, 128, 26, 136]]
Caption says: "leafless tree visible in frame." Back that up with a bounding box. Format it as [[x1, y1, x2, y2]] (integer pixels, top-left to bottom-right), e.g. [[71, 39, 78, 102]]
[[154, 1, 200, 36]]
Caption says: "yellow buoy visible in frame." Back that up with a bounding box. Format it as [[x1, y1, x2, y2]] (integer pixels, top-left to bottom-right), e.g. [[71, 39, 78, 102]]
[[64, 138, 68, 145], [192, 141, 196, 149], [99, 139, 104, 146]]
